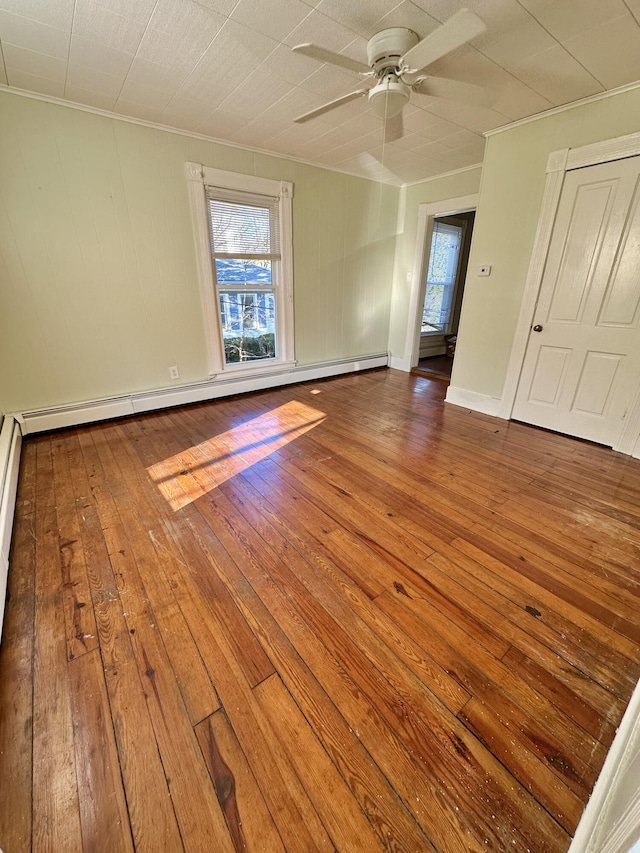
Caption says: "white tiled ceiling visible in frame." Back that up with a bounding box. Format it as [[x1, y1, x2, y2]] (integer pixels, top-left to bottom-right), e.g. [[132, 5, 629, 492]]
[[1, 0, 639, 184]]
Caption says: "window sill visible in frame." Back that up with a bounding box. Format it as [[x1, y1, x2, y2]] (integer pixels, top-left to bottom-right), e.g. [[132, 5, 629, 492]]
[[208, 359, 297, 381]]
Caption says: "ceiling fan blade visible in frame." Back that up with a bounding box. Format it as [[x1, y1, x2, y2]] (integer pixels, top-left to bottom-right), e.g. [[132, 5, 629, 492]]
[[384, 112, 403, 143], [291, 43, 371, 75], [413, 75, 496, 107], [294, 89, 369, 123], [402, 9, 486, 72]]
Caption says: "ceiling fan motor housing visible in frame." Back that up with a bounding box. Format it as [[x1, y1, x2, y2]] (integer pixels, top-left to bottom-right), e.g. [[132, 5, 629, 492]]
[[366, 28, 418, 119], [366, 27, 419, 73]]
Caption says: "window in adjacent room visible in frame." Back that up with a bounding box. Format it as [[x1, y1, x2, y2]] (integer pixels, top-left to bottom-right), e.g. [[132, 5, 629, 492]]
[[422, 220, 465, 334], [186, 162, 294, 377]]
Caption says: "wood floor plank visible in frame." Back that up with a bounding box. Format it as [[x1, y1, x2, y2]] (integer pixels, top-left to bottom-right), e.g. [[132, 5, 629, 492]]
[[0, 441, 37, 853], [31, 437, 83, 853], [104, 625, 186, 852], [182, 580, 336, 853], [68, 648, 134, 853], [196, 709, 286, 853], [104, 521, 234, 853], [502, 645, 616, 748], [175, 501, 437, 853], [498, 488, 640, 568], [459, 696, 583, 834], [51, 434, 100, 662], [254, 673, 389, 853], [4, 368, 640, 853]]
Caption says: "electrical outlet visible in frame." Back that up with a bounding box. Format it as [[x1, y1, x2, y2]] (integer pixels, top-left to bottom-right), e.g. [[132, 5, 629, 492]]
[[169, 365, 180, 380], [478, 265, 492, 276]]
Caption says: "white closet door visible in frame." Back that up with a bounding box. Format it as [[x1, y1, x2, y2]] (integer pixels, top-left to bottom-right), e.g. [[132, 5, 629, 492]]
[[513, 156, 640, 446]]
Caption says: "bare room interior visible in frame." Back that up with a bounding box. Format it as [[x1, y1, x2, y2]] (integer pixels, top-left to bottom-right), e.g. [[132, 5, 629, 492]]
[[1, 1, 640, 851]]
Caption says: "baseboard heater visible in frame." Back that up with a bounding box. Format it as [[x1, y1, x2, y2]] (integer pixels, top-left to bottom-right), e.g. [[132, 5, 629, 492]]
[[0, 416, 22, 638], [15, 353, 390, 435]]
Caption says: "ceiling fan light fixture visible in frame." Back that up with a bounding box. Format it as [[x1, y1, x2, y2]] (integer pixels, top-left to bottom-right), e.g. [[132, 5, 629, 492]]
[[368, 76, 410, 119]]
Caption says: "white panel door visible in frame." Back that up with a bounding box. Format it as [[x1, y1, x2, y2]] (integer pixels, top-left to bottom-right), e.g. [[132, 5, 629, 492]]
[[512, 157, 640, 446]]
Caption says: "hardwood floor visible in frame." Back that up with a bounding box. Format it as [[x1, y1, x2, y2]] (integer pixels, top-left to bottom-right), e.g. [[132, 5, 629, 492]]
[[411, 356, 453, 382], [1, 367, 639, 852]]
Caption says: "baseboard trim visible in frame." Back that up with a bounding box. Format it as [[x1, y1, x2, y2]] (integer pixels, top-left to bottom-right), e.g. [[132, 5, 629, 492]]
[[568, 674, 640, 852], [0, 416, 22, 639], [14, 354, 390, 435], [444, 385, 505, 418]]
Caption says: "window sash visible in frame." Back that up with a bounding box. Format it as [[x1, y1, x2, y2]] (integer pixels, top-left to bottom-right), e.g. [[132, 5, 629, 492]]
[[218, 290, 277, 364], [205, 186, 281, 260]]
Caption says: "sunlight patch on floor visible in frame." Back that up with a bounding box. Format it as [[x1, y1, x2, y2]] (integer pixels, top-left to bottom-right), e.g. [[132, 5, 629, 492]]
[[147, 400, 326, 510]]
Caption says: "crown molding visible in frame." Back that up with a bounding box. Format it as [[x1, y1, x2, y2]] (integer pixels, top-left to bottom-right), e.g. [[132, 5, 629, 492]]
[[0, 84, 404, 188], [402, 162, 483, 189], [484, 79, 640, 138]]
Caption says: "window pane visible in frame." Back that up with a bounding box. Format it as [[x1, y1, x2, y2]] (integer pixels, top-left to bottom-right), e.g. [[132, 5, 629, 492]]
[[219, 291, 276, 363], [428, 223, 462, 286], [215, 258, 272, 285], [209, 200, 271, 254], [423, 285, 448, 331]]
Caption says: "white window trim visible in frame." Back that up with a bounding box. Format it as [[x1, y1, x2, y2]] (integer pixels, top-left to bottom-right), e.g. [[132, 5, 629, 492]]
[[186, 161, 295, 379]]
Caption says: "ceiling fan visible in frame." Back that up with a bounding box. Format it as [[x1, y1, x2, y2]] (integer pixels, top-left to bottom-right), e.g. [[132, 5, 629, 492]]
[[292, 9, 494, 141]]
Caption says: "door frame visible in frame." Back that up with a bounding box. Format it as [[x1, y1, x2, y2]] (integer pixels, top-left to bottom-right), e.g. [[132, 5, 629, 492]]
[[499, 132, 640, 455], [401, 194, 478, 372]]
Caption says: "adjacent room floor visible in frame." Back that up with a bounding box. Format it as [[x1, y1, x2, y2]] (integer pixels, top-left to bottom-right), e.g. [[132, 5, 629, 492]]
[[411, 355, 453, 382], [1, 367, 639, 852]]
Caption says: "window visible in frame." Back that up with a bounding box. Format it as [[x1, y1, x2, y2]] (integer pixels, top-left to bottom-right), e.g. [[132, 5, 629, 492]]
[[186, 163, 294, 376], [422, 221, 464, 334]]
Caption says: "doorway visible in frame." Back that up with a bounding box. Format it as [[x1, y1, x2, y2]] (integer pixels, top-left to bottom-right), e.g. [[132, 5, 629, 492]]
[[402, 194, 478, 376], [412, 211, 475, 382]]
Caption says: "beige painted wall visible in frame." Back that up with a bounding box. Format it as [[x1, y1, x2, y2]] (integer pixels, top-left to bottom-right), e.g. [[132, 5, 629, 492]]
[[388, 166, 482, 358], [451, 86, 640, 400], [0, 92, 399, 413]]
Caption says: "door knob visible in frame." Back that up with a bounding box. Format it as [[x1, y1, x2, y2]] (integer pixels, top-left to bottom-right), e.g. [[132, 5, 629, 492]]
[[532, 324, 543, 332]]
